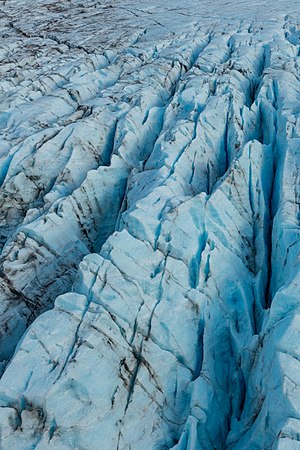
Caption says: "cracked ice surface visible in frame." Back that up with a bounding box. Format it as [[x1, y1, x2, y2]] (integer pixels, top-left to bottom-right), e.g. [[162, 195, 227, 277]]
[[1, 1, 300, 449]]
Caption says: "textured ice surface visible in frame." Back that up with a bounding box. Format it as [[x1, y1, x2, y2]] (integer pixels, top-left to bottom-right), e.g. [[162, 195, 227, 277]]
[[0, 1, 300, 449]]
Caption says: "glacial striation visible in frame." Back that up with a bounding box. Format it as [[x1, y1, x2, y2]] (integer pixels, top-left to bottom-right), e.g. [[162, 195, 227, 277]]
[[0, 1, 300, 449]]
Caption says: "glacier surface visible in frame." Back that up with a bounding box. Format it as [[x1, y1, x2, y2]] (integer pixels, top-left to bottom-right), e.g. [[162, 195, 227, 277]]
[[0, 1, 300, 449]]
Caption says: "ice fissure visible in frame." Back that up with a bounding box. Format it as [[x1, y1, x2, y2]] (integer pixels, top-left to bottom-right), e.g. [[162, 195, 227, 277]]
[[0, 2, 300, 449]]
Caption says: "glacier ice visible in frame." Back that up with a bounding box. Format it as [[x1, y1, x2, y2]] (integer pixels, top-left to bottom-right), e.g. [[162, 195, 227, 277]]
[[0, 1, 300, 449]]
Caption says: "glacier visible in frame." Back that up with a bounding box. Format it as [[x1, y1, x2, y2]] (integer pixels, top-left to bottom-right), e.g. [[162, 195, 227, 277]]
[[0, 1, 300, 449]]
